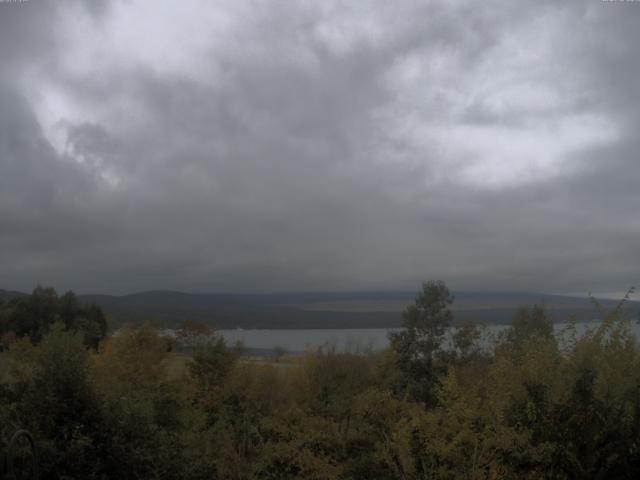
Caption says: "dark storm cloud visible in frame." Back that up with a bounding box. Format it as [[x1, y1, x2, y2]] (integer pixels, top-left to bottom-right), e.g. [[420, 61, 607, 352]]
[[0, 0, 639, 294]]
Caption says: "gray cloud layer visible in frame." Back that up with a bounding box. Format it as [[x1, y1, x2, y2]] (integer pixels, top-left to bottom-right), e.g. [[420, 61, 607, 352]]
[[0, 0, 639, 294]]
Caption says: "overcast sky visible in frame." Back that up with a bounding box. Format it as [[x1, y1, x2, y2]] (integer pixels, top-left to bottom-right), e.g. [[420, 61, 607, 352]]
[[0, 0, 639, 295]]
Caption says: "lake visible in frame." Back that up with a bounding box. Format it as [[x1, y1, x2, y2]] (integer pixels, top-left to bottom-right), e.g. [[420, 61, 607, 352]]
[[217, 321, 640, 353]]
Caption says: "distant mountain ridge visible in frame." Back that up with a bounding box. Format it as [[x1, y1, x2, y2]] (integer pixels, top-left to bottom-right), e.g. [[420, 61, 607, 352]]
[[2, 288, 637, 330], [0, 289, 27, 300]]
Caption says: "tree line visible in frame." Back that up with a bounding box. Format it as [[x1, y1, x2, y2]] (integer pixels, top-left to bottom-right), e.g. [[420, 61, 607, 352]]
[[1, 281, 640, 479], [0, 286, 107, 348]]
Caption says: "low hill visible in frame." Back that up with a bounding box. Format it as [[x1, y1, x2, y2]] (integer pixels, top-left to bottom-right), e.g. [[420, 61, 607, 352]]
[[77, 290, 637, 330], [0, 289, 27, 301], [3, 288, 636, 330]]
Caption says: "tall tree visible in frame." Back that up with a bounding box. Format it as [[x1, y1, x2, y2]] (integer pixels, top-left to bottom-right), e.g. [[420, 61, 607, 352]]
[[389, 280, 453, 405]]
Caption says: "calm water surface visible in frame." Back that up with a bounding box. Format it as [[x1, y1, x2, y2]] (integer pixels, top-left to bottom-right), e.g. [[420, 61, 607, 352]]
[[217, 321, 640, 353]]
